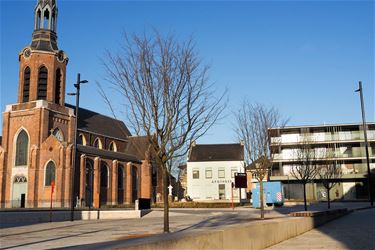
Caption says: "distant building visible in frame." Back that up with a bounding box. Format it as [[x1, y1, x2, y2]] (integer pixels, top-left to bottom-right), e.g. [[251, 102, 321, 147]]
[[177, 164, 187, 199], [186, 143, 246, 202], [269, 123, 375, 201]]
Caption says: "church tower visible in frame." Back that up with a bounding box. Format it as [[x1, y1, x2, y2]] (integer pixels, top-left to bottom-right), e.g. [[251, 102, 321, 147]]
[[18, 0, 68, 105], [1, 0, 74, 208]]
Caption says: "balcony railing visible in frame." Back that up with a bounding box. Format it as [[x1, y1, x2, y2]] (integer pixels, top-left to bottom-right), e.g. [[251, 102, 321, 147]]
[[272, 147, 373, 161], [271, 163, 370, 177], [271, 130, 375, 144]]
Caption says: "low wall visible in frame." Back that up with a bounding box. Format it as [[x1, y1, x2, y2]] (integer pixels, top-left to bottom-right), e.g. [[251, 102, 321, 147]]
[[121, 209, 349, 250], [0, 209, 151, 225]]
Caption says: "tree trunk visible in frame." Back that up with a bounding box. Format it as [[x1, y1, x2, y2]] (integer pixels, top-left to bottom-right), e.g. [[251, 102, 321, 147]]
[[327, 188, 331, 209], [260, 181, 264, 219], [162, 165, 169, 232], [303, 183, 307, 211]]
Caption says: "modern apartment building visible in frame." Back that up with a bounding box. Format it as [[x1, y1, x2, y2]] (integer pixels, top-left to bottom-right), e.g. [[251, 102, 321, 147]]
[[269, 123, 375, 201]]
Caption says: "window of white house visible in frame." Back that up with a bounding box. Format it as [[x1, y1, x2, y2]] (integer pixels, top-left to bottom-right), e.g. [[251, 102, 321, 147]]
[[231, 168, 237, 178], [205, 168, 212, 179], [218, 168, 225, 178], [193, 169, 199, 179], [218, 184, 226, 199]]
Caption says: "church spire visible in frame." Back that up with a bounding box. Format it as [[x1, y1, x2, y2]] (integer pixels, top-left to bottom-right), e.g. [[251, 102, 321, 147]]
[[17, 0, 68, 105], [31, 0, 59, 51]]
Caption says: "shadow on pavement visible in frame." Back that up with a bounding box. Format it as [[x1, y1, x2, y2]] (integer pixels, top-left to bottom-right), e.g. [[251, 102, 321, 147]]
[[1, 229, 107, 250]]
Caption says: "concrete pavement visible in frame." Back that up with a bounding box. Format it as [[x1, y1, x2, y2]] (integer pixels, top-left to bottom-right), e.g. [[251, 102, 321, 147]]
[[267, 208, 375, 250], [0, 202, 372, 249]]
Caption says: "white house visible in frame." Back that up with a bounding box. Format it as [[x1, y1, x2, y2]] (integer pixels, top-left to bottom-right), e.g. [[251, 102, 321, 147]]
[[187, 143, 246, 202]]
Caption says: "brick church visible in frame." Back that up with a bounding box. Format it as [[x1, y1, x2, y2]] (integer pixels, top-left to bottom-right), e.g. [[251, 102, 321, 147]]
[[0, 0, 159, 209]]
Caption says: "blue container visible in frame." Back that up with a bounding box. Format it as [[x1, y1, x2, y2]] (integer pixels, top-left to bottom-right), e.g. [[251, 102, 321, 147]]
[[252, 181, 284, 208]]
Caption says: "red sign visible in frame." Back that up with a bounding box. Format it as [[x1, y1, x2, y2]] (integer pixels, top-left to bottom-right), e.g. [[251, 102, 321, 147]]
[[234, 173, 247, 188]]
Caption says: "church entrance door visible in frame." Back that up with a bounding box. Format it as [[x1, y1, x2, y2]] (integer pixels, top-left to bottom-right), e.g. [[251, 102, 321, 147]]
[[12, 176, 27, 208]]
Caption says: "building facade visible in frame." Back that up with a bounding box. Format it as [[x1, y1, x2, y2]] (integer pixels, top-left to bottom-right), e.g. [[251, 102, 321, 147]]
[[186, 143, 246, 202], [269, 123, 375, 201], [0, 0, 155, 208]]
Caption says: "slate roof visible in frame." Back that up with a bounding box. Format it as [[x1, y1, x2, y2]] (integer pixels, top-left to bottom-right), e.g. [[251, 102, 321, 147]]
[[188, 143, 244, 162], [30, 30, 59, 52], [65, 104, 131, 140], [125, 136, 151, 160]]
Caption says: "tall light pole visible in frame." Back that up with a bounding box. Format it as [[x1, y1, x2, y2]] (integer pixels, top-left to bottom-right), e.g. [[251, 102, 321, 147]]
[[355, 81, 373, 207], [68, 73, 88, 221]]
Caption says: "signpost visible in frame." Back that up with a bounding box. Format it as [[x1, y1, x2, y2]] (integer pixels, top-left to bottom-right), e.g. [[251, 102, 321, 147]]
[[231, 182, 234, 210], [235, 173, 247, 206]]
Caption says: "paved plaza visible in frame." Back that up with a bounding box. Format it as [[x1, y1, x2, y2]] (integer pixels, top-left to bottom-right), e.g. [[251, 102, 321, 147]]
[[0, 202, 372, 249], [267, 208, 375, 250]]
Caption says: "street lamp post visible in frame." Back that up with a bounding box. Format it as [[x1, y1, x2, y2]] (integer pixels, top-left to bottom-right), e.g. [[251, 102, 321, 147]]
[[355, 81, 373, 207], [68, 73, 88, 221]]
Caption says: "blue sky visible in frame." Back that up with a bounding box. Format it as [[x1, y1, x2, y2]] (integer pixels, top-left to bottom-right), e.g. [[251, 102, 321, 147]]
[[1, 0, 374, 143]]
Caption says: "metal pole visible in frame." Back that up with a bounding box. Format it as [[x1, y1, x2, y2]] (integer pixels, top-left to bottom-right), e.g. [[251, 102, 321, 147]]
[[70, 73, 81, 221], [239, 187, 241, 206], [231, 182, 234, 210], [356, 81, 373, 206]]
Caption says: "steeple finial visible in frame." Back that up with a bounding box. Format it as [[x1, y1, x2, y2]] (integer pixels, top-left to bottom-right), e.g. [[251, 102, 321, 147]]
[[31, 0, 59, 51], [34, 0, 57, 31]]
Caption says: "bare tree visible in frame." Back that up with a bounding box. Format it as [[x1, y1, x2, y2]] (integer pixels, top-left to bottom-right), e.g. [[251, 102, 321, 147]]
[[290, 134, 318, 211], [318, 144, 342, 209], [235, 102, 287, 219], [102, 32, 225, 232]]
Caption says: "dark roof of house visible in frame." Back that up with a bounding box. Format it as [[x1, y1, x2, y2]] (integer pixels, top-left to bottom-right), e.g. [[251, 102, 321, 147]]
[[125, 136, 150, 160], [77, 145, 141, 164], [66, 104, 131, 140], [188, 143, 244, 162]]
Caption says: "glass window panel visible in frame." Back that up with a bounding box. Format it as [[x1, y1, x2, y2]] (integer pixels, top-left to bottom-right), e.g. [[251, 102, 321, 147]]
[[193, 169, 199, 179], [15, 130, 28, 166], [218, 168, 225, 178]]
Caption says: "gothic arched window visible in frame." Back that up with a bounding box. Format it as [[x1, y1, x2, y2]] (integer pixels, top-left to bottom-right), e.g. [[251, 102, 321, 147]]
[[45, 161, 56, 186], [108, 141, 117, 152], [55, 69, 62, 104], [118, 165, 124, 189], [100, 163, 108, 188], [43, 9, 50, 29], [36, 9, 41, 29], [78, 133, 87, 146], [37, 66, 48, 100], [23, 67, 31, 103], [52, 128, 63, 141], [15, 130, 29, 166], [93, 138, 102, 149]]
